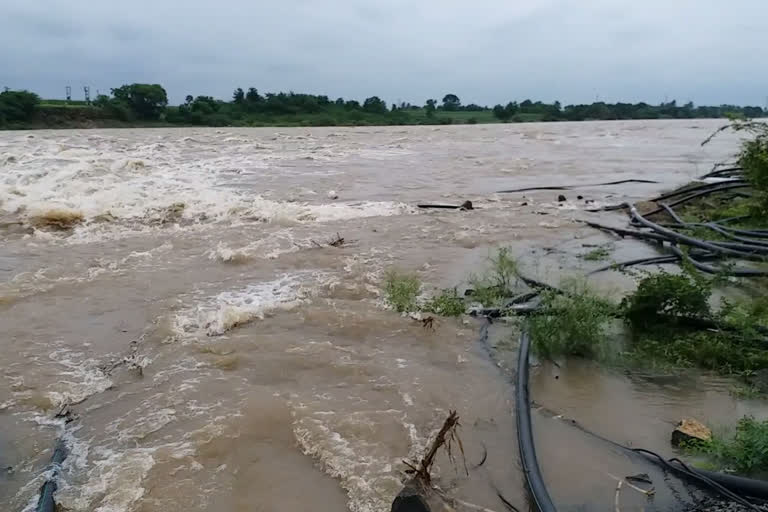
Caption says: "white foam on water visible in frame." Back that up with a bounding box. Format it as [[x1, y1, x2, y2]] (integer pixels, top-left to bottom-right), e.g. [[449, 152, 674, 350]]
[[55, 441, 194, 512], [173, 274, 308, 337], [0, 133, 415, 243], [293, 408, 428, 512], [206, 235, 300, 263], [46, 348, 114, 408]]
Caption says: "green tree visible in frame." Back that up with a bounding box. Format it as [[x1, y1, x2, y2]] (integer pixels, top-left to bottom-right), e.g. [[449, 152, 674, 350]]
[[363, 96, 387, 114], [110, 84, 168, 120], [191, 96, 219, 114], [0, 90, 40, 124], [492, 104, 511, 122], [442, 93, 460, 111], [233, 88, 245, 104], [245, 88, 262, 103]]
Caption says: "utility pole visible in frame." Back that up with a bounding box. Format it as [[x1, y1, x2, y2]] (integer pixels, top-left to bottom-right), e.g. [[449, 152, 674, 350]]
[[66, 86, 72, 103], [83, 86, 90, 104]]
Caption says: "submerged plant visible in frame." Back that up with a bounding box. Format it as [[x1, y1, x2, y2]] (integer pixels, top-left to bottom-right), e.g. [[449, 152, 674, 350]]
[[422, 288, 465, 317], [580, 246, 611, 261], [384, 271, 421, 313], [529, 279, 617, 360], [467, 247, 520, 307]]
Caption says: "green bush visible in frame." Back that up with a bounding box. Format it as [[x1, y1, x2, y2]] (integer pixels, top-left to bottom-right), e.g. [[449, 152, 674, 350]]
[[739, 127, 768, 216], [422, 289, 465, 317], [694, 416, 768, 475], [0, 90, 40, 123], [467, 248, 520, 307], [621, 269, 712, 330], [529, 280, 616, 359], [384, 271, 421, 313]]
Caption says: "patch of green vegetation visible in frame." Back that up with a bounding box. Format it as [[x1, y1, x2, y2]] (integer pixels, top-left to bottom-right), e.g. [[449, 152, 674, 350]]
[[621, 268, 713, 330], [730, 384, 762, 399], [529, 279, 617, 360], [467, 247, 520, 308], [626, 329, 768, 376], [690, 416, 768, 475], [580, 246, 611, 261], [619, 268, 768, 379], [422, 288, 466, 317], [383, 271, 421, 313], [738, 122, 768, 217]]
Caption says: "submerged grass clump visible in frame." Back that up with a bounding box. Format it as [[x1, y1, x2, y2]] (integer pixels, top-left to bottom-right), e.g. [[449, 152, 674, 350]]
[[383, 271, 421, 313], [529, 279, 617, 360], [580, 246, 611, 261], [467, 247, 520, 308], [422, 288, 465, 317], [690, 416, 768, 475]]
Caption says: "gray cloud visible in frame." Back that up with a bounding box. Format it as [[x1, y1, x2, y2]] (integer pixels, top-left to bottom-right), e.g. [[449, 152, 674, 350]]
[[1, 0, 766, 106]]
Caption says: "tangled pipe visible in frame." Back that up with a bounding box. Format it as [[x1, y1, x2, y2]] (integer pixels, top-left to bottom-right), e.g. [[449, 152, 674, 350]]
[[650, 179, 746, 202], [639, 182, 751, 219], [667, 245, 768, 277], [700, 167, 744, 179], [583, 221, 671, 244], [630, 207, 767, 262], [515, 329, 557, 512]]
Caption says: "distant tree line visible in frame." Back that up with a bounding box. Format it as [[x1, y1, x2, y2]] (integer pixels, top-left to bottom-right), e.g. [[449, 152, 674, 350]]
[[490, 99, 765, 122], [1, 84, 765, 128]]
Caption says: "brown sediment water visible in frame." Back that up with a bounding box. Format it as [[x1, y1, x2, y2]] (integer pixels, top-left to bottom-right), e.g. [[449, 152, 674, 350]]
[[1, 120, 765, 512]]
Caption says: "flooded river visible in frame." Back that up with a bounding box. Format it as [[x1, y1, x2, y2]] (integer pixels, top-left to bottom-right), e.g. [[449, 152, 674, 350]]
[[1, 120, 763, 511]]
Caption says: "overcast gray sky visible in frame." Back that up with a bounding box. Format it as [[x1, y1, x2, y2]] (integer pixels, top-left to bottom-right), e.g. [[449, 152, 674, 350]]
[[1, 0, 766, 106]]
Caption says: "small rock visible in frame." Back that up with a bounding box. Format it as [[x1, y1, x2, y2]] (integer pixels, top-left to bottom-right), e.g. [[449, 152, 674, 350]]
[[520, 202, 528, 206], [557, 194, 567, 202], [460, 200, 473, 210], [577, 195, 584, 200], [327, 190, 338, 200], [672, 418, 712, 447]]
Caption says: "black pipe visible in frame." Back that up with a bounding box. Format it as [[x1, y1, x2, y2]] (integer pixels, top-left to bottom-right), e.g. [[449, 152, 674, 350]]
[[36, 438, 67, 512], [498, 179, 658, 194], [583, 221, 673, 244], [692, 466, 768, 500], [587, 255, 680, 274], [515, 329, 557, 512]]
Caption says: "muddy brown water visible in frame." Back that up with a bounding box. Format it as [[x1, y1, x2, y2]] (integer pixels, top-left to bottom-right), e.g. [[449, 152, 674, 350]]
[[1, 120, 766, 512]]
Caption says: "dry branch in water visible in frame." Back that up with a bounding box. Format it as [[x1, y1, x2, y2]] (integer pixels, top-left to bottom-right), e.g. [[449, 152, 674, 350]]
[[395, 411, 477, 512], [311, 232, 349, 248], [403, 410, 466, 486]]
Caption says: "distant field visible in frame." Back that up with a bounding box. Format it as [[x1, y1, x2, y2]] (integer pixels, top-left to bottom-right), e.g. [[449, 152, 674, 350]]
[[40, 99, 89, 107]]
